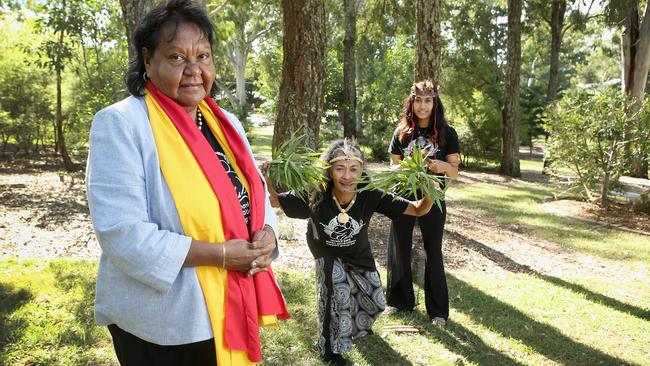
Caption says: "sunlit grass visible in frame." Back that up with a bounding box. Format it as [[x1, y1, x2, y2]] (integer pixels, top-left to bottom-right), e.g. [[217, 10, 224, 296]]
[[449, 270, 650, 366], [460, 156, 544, 173], [249, 124, 274, 157], [0, 259, 116, 366], [519, 158, 543, 172], [1, 261, 648, 365], [448, 181, 650, 263]]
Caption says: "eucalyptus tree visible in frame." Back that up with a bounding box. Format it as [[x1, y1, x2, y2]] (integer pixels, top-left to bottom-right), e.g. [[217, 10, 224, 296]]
[[273, 0, 326, 150], [415, 0, 442, 84], [501, 0, 522, 177], [607, 0, 650, 178], [342, 0, 360, 138], [524, 0, 596, 172], [119, 0, 154, 60], [0, 12, 52, 156], [210, 0, 279, 120], [352, 0, 415, 157], [33, 0, 89, 170], [442, 0, 506, 162]]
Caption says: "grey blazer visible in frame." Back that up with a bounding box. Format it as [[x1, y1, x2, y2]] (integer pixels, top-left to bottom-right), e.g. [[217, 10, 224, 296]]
[[86, 95, 279, 345]]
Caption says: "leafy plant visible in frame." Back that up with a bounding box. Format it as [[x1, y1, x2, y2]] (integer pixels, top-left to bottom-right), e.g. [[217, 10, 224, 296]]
[[268, 131, 328, 201], [544, 88, 639, 207], [358, 145, 446, 207]]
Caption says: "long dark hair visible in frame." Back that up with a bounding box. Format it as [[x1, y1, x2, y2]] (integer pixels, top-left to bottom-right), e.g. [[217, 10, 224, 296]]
[[396, 80, 448, 147], [125, 0, 217, 96]]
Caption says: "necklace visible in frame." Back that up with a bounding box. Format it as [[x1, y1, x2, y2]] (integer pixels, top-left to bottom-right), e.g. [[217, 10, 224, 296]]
[[332, 193, 356, 224], [196, 109, 204, 131]]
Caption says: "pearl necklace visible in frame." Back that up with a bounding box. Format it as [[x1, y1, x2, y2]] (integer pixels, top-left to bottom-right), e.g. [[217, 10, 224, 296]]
[[196, 109, 204, 131], [332, 193, 356, 224]]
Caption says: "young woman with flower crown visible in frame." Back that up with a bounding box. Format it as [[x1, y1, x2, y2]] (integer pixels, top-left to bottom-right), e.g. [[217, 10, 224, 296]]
[[384, 80, 460, 327]]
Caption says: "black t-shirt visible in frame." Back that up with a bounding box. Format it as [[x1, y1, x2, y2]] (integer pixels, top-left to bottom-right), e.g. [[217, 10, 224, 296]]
[[388, 125, 460, 193], [388, 125, 460, 160], [200, 126, 251, 229], [278, 189, 409, 270]]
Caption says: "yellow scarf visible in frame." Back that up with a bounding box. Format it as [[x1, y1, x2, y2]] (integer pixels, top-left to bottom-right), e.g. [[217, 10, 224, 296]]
[[145, 91, 279, 365]]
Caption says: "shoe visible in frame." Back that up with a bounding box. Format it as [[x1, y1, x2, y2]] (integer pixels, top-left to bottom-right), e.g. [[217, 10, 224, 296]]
[[431, 317, 447, 326], [321, 352, 347, 366], [383, 306, 400, 315]]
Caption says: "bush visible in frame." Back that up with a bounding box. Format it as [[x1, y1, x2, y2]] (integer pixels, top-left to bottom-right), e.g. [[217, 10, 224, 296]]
[[544, 88, 643, 207]]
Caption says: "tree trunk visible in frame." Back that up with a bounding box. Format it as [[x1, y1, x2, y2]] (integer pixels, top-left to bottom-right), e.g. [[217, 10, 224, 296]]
[[342, 0, 357, 138], [56, 56, 73, 171], [355, 56, 362, 137], [119, 0, 155, 60], [546, 0, 566, 102], [630, 2, 650, 178], [621, 3, 639, 95], [415, 0, 441, 84], [273, 0, 326, 150], [542, 0, 566, 174], [233, 43, 248, 115], [601, 171, 611, 209], [621, 2, 650, 178], [500, 0, 522, 177]]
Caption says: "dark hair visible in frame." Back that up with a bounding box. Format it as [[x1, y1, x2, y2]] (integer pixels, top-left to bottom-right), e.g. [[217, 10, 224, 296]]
[[126, 0, 216, 96], [396, 80, 448, 146]]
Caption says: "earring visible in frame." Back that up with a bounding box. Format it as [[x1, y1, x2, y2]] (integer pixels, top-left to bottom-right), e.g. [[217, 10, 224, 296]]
[[143, 72, 149, 81]]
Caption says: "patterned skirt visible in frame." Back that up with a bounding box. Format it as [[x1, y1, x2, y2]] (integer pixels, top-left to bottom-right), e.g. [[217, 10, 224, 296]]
[[315, 256, 386, 355]]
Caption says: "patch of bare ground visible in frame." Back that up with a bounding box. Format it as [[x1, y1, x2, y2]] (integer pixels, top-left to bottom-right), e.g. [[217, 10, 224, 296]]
[[0, 160, 99, 259]]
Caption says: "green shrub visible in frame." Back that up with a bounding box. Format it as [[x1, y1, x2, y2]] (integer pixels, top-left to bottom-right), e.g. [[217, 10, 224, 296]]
[[544, 88, 642, 207]]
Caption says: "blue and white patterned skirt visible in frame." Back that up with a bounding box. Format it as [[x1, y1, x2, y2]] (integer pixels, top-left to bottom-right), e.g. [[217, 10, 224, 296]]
[[315, 256, 386, 356]]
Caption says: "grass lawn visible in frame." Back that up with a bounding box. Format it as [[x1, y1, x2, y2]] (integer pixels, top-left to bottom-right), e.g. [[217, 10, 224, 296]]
[[249, 124, 274, 157], [447, 181, 650, 265], [2, 131, 648, 365], [0, 259, 116, 366], [2, 260, 648, 365]]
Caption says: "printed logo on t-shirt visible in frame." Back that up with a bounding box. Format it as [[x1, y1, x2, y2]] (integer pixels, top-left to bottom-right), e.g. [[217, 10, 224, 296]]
[[405, 136, 439, 159], [321, 216, 364, 247]]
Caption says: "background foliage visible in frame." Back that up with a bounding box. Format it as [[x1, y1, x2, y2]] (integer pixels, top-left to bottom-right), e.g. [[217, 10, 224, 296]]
[[0, 0, 646, 197]]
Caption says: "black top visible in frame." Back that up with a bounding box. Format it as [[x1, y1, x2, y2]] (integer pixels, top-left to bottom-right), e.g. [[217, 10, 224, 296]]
[[200, 125, 251, 229], [388, 125, 460, 193], [388, 125, 460, 160], [278, 189, 410, 270]]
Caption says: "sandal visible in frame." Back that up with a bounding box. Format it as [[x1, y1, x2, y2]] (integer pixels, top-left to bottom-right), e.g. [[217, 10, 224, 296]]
[[431, 317, 447, 326]]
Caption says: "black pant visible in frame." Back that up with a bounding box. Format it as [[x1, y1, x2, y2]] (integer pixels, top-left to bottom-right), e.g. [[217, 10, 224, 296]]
[[386, 201, 449, 320], [108, 324, 217, 366]]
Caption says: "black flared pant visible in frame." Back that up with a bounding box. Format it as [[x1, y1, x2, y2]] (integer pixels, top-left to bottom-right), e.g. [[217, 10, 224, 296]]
[[386, 201, 449, 320]]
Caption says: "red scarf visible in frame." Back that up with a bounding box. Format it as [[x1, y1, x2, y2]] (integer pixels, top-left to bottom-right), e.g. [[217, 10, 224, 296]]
[[146, 81, 290, 361]]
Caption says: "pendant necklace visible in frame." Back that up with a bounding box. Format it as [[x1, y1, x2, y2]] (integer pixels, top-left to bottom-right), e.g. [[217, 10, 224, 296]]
[[332, 193, 356, 224]]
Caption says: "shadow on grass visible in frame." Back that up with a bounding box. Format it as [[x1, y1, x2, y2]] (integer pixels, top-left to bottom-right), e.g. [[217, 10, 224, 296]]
[[273, 271, 414, 365], [454, 196, 648, 262], [447, 229, 650, 322], [536, 273, 650, 321], [447, 274, 632, 365], [0, 281, 33, 362], [389, 310, 527, 366], [354, 334, 414, 365]]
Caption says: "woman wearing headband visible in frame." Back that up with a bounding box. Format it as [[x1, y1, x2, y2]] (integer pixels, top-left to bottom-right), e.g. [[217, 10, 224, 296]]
[[384, 80, 460, 326], [265, 139, 434, 366]]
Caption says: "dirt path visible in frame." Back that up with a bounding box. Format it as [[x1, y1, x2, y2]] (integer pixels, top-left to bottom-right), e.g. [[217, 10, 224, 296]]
[[1, 160, 648, 287]]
